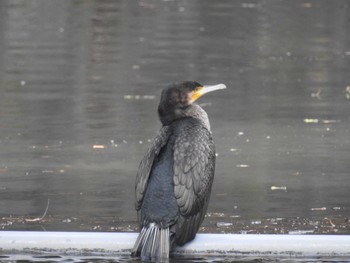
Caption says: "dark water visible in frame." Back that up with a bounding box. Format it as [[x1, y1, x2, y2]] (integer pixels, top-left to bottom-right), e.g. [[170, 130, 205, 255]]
[[1, 0, 350, 261]]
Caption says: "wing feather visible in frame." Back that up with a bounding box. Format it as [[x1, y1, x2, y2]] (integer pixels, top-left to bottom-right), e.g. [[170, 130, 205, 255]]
[[172, 119, 215, 245], [135, 126, 170, 210]]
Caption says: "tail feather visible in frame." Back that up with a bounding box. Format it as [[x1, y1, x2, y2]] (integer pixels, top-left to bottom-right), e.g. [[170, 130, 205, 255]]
[[132, 223, 170, 261]]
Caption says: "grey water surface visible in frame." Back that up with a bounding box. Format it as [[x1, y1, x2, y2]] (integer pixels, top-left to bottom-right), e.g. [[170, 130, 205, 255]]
[[1, 0, 350, 248]]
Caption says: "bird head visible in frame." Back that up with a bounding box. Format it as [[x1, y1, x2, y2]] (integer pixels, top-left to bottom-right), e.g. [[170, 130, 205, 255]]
[[158, 81, 226, 126]]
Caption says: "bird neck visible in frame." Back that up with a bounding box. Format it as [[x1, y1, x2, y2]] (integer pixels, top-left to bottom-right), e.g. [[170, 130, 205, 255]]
[[183, 104, 211, 131], [159, 104, 211, 131]]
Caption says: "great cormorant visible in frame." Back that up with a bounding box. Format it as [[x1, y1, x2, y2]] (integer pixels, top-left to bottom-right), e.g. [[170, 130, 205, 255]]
[[132, 81, 226, 261]]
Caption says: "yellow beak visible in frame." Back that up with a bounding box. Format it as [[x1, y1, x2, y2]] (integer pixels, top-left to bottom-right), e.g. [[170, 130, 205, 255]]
[[191, 83, 226, 103]]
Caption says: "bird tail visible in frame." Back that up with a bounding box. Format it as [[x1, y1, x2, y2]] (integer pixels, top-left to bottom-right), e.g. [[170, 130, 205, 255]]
[[131, 223, 170, 261]]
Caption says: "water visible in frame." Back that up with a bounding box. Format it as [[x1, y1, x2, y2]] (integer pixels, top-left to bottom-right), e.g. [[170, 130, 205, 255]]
[[0, 0, 350, 261]]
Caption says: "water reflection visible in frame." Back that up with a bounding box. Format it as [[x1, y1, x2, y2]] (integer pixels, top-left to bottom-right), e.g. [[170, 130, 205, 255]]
[[0, 0, 349, 234]]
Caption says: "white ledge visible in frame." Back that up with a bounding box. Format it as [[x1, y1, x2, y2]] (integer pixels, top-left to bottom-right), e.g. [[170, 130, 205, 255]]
[[1, 231, 350, 258]]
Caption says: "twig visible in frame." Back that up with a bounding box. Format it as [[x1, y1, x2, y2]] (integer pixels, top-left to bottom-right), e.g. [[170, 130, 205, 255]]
[[25, 198, 50, 222], [324, 217, 336, 228]]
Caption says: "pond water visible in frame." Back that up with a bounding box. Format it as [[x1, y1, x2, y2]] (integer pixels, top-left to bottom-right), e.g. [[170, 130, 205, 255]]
[[0, 0, 350, 260]]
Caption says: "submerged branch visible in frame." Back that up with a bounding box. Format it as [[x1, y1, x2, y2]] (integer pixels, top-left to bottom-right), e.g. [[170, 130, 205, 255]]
[[25, 198, 50, 222]]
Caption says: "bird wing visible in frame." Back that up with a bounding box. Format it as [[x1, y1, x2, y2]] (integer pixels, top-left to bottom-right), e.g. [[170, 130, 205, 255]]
[[173, 122, 215, 244], [135, 126, 170, 211]]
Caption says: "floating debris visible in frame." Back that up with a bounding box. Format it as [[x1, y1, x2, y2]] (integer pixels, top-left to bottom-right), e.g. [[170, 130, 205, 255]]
[[345, 86, 350, 99], [270, 186, 287, 191], [251, 220, 262, 225], [288, 229, 314, 235], [311, 207, 327, 211], [206, 212, 225, 217], [110, 140, 118, 147], [93, 145, 105, 149], [236, 164, 249, 168], [20, 80, 26, 86], [332, 207, 341, 210], [324, 217, 336, 228], [1, 220, 13, 230], [92, 225, 102, 230], [303, 118, 341, 124], [2, 215, 350, 234], [229, 148, 238, 152], [123, 95, 156, 100], [303, 118, 319, 123], [216, 222, 233, 227], [322, 119, 341, 124], [25, 199, 50, 222], [311, 89, 322, 99]]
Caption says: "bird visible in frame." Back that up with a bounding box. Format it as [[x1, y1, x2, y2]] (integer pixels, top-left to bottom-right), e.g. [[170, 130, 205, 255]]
[[131, 81, 226, 261]]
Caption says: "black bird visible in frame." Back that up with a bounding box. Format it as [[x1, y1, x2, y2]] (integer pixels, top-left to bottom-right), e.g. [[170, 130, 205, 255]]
[[132, 81, 226, 261]]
